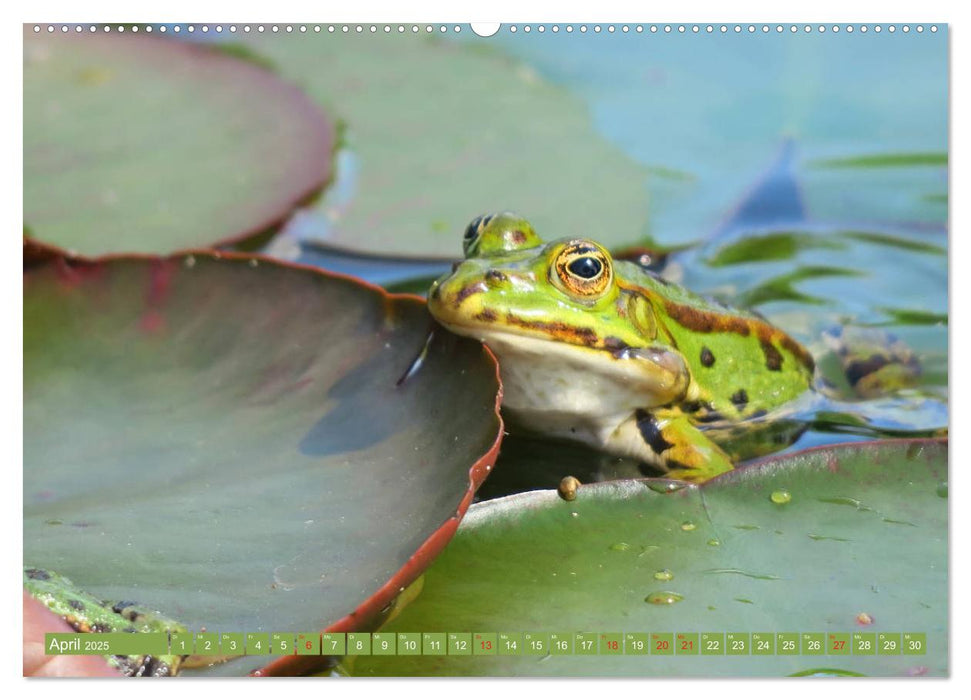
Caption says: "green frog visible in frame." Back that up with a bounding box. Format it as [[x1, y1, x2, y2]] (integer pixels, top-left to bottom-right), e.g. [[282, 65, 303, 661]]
[[428, 212, 818, 482], [24, 566, 191, 676]]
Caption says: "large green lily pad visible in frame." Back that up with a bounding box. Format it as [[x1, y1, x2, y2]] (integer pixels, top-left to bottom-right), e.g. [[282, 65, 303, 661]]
[[243, 33, 649, 258], [24, 31, 334, 256], [350, 439, 947, 677], [23, 253, 502, 676]]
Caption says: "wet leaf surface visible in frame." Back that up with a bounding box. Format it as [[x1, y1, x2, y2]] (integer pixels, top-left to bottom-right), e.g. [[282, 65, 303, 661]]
[[24, 31, 334, 256], [349, 440, 946, 677], [23, 254, 502, 676]]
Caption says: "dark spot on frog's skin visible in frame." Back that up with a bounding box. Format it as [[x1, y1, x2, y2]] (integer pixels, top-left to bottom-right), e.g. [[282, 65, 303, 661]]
[[25, 568, 50, 580], [681, 400, 703, 413], [694, 409, 727, 424], [90, 622, 112, 633], [603, 336, 628, 352], [779, 334, 815, 372], [485, 269, 507, 284], [452, 281, 488, 308], [664, 300, 752, 336], [663, 300, 815, 374], [845, 354, 891, 386], [473, 309, 498, 323], [635, 409, 674, 455], [112, 601, 137, 615], [504, 314, 600, 346], [730, 389, 749, 409], [761, 339, 784, 371], [700, 347, 715, 367], [665, 458, 694, 472], [748, 409, 768, 421], [67, 599, 85, 611]]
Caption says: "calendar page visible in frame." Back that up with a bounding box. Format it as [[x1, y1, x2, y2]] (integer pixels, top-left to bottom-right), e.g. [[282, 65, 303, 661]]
[[23, 18, 948, 679]]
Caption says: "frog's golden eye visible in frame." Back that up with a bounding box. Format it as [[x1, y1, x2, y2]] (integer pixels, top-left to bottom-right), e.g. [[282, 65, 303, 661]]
[[552, 241, 613, 299]]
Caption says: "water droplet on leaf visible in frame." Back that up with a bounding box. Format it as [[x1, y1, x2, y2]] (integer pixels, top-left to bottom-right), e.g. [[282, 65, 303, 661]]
[[647, 480, 687, 494], [645, 591, 683, 605], [680, 521, 696, 531], [770, 490, 792, 504], [653, 569, 674, 581]]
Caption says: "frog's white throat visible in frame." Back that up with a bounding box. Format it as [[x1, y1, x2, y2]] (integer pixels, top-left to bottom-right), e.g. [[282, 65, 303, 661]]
[[454, 327, 687, 447]]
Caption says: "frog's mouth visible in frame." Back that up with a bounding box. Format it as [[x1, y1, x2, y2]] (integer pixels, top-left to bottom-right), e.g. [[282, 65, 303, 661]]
[[435, 318, 689, 402]]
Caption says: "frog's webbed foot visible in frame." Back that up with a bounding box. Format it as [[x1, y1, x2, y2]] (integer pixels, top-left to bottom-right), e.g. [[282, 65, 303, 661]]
[[610, 410, 734, 483]]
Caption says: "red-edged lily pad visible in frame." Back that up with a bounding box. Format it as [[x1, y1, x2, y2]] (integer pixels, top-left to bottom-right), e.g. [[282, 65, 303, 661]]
[[24, 31, 334, 256], [349, 439, 947, 677], [23, 253, 502, 676]]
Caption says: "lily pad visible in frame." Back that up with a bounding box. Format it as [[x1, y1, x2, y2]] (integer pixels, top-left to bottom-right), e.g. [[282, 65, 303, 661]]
[[242, 33, 649, 258], [24, 31, 334, 256], [23, 253, 502, 676], [349, 439, 947, 677]]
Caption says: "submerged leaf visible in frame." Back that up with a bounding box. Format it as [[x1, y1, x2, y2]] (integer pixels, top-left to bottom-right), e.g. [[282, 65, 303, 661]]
[[812, 152, 947, 169]]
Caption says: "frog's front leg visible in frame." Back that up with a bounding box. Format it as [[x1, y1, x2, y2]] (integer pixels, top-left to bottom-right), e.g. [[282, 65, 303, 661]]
[[610, 409, 734, 483]]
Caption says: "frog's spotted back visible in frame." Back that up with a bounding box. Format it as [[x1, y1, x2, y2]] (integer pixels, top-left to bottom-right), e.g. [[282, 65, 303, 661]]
[[463, 211, 542, 257]]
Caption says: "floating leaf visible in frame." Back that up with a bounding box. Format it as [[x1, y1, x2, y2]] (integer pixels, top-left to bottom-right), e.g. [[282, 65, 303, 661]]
[[349, 440, 946, 677], [241, 34, 649, 258], [24, 31, 334, 256], [23, 253, 502, 677]]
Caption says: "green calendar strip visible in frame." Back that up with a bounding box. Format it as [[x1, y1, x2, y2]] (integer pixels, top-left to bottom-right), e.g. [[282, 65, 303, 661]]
[[44, 631, 929, 657]]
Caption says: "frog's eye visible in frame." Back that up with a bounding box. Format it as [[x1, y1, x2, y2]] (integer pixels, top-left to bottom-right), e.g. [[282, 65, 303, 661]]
[[552, 241, 613, 299]]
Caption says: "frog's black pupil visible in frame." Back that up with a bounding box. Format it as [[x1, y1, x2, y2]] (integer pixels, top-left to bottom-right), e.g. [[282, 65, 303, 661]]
[[568, 256, 603, 279]]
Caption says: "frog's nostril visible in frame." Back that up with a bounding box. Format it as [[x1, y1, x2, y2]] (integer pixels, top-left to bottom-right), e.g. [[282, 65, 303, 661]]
[[485, 269, 508, 286]]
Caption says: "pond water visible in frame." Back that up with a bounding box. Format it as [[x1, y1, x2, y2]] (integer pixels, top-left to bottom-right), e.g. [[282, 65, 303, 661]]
[[275, 27, 948, 493]]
